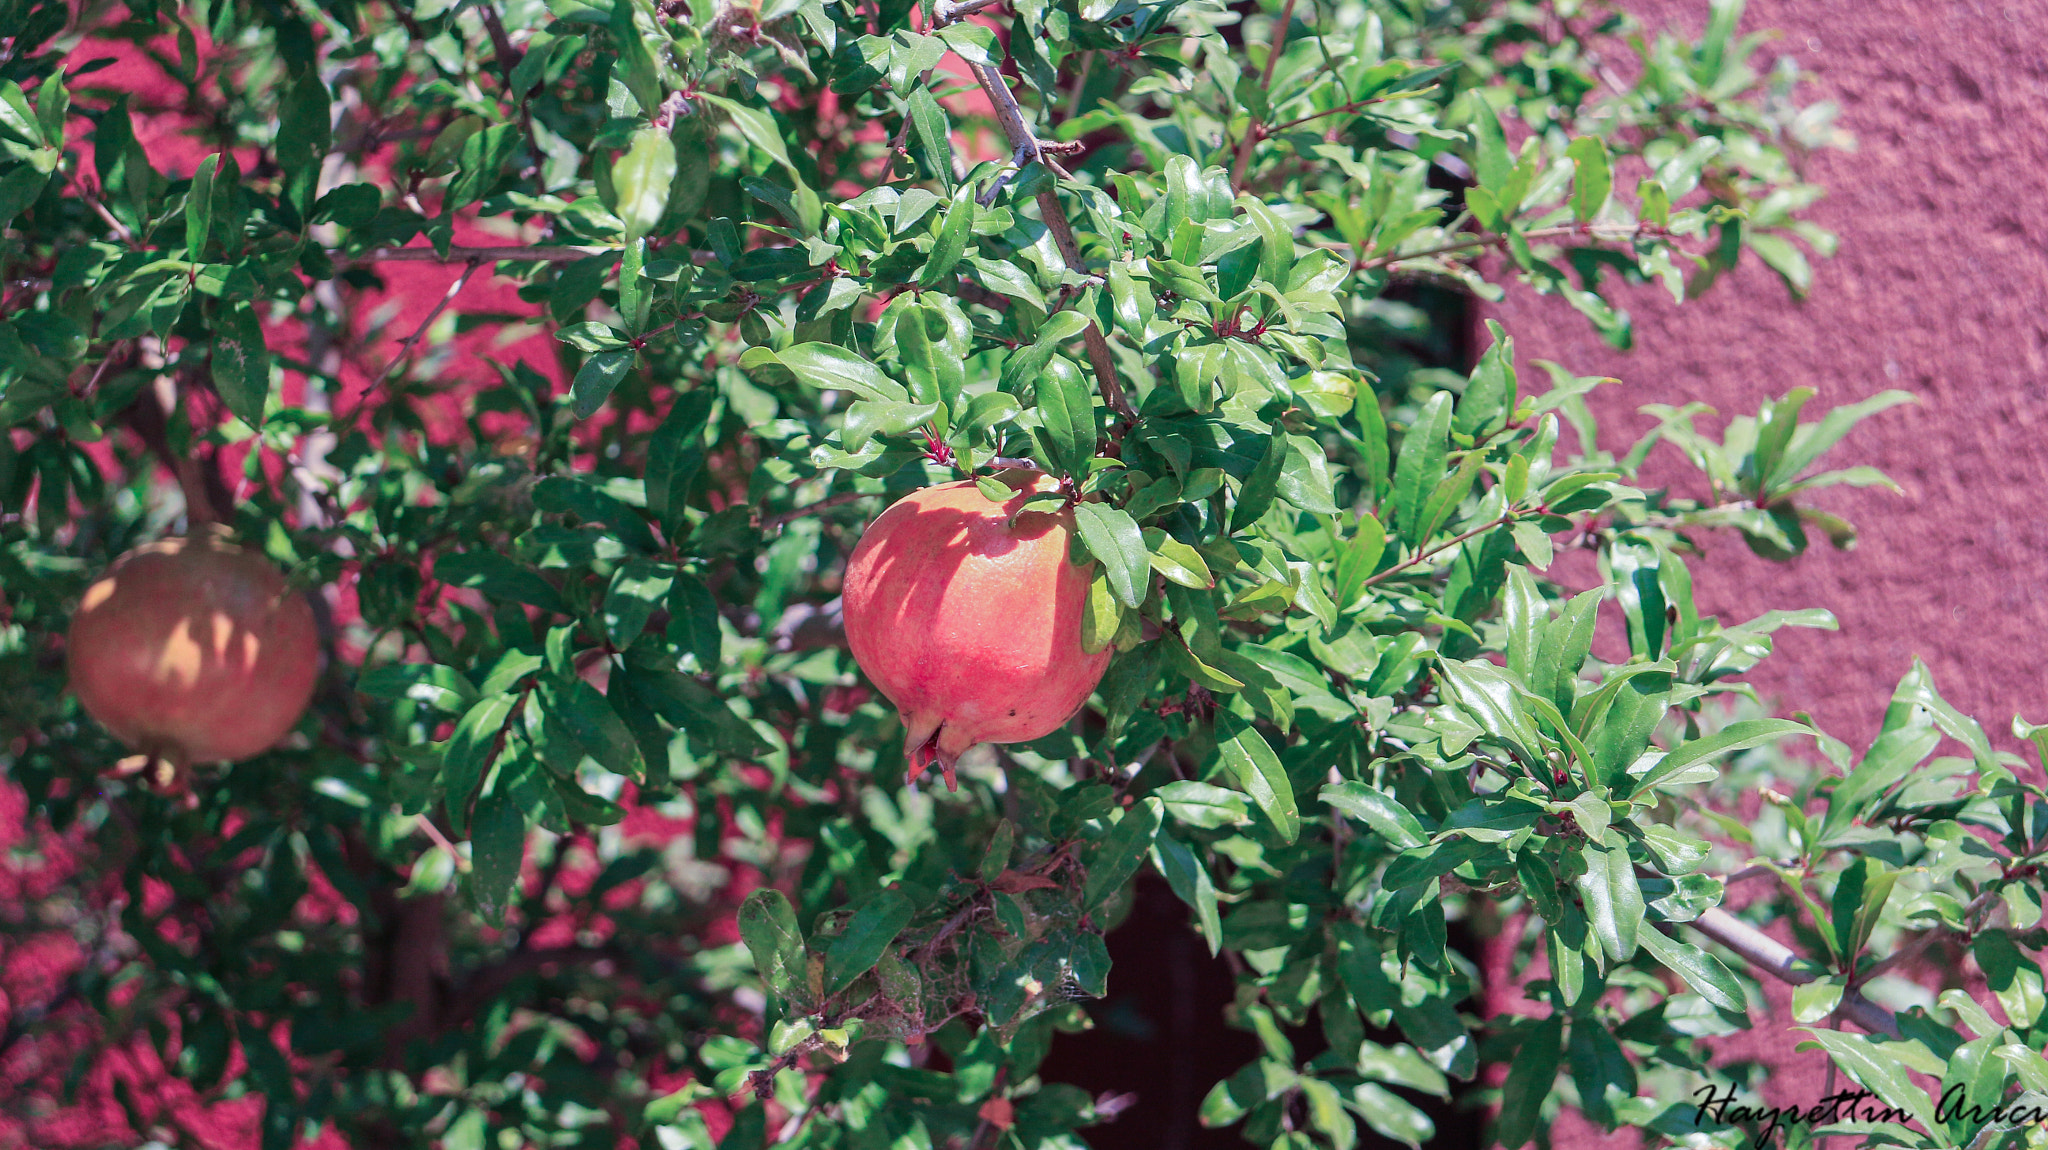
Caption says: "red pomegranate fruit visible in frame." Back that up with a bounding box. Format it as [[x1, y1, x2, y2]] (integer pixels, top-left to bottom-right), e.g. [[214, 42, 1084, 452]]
[[842, 470, 1112, 790], [66, 526, 320, 766]]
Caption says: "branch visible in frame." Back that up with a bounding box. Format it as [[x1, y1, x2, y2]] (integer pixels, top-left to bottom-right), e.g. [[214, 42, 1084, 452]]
[[760, 491, 874, 530], [1687, 906, 1900, 1038], [1353, 221, 1679, 270], [933, 0, 1003, 23], [1361, 511, 1514, 588], [343, 244, 610, 264], [955, 55, 1137, 427], [1228, 0, 1298, 191], [475, 1, 525, 84], [337, 258, 483, 423]]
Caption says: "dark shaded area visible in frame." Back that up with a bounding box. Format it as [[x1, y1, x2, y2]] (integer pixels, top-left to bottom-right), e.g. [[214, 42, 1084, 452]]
[[1043, 876, 1488, 1150], [1043, 874, 1260, 1150]]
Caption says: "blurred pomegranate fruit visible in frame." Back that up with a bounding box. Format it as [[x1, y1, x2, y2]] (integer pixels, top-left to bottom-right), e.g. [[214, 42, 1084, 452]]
[[842, 469, 1111, 789], [67, 525, 320, 766]]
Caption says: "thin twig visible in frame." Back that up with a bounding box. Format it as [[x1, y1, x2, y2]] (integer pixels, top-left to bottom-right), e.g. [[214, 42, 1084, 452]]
[[1361, 512, 1513, 588], [1854, 889, 2000, 984], [337, 258, 483, 424], [760, 491, 874, 530], [345, 244, 609, 264], [932, 0, 1003, 24], [956, 54, 1136, 426], [414, 815, 469, 872], [1229, 0, 1299, 192], [1353, 221, 1677, 270], [376, 259, 480, 382]]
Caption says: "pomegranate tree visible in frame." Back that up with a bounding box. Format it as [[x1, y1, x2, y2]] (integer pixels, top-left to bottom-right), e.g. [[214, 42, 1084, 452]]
[[66, 526, 319, 767], [841, 470, 1111, 790]]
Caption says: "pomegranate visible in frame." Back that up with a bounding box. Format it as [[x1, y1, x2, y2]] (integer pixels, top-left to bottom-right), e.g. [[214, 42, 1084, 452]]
[[66, 525, 320, 766], [842, 469, 1112, 790]]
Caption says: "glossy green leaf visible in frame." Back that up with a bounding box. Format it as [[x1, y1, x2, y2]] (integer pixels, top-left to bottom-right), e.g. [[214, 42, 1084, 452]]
[[210, 300, 270, 428], [1073, 501, 1146, 608], [1494, 1014, 1561, 1148], [822, 889, 915, 996], [1215, 712, 1299, 843], [1575, 842, 1643, 962], [1084, 797, 1161, 908], [739, 890, 809, 1008]]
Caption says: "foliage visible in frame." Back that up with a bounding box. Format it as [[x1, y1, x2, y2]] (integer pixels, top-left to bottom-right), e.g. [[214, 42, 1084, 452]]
[[1, 0, 2044, 1146]]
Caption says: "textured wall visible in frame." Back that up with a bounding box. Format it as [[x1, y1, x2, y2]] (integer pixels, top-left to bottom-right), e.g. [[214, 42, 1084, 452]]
[[1490, 0, 2048, 755]]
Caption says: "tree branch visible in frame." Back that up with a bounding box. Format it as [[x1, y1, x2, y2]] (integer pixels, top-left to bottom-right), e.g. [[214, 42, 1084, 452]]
[[343, 244, 609, 264], [1687, 906, 1899, 1037], [1361, 511, 1514, 588], [955, 53, 1138, 427]]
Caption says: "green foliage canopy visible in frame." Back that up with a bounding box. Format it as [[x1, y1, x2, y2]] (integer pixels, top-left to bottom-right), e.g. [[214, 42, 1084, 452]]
[[2, 0, 2046, 1147]]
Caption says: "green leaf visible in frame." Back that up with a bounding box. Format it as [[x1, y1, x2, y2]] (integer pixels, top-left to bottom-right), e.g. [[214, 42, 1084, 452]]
[[1565, 136, 1611, 223], [469, 789, 526, 924], [1154, 781, 1251, 829], [1152, 831, 1222, 953], [446, 123, 520, 213], [1333, 513, 1386, 611], [1391, 393, 1451, 546], [1083, 797, 1161, 908], [904, 83, 955, 188], [1975, 930, 2046, 1030], [822, 889, 915, 996], [434, 551, 568, 614], [1747, 232, 1812, 296], [572, 349, 635, 418], [1632, 718, 1810, 794], [1582, 668, 1669, 787], [1453, 321, 1515, 439], [356, 663, 477, 711], [1230, 428, 1286, 533], [538, 676, 646, 780], [700, 93, 795, 173], [1000, 310, 1090, 395], [1081, 572, 1120, 653], [842, 400, 940, 453], [1348, 1081, 1433, 1148], [210, 300, 270, 428], [1638, 928, 1745, 1012], [739, 890, 809, 1008], [646, 390, 714, 528], [1215, 712, 1299, 843], [917, 182, 976, 287], [1072, 501, 1146, 609], [1301, 1077, 1357, 1150], [1494, 1014, 1561, 1148], [614, 125, 677, 240], [1886, 658, 1999, 776], [1035, 355, 1097, 480], [1766, 389, 1915, 491], [1143, 527, 1213, 588], [1575, 842, 1643, 962], [1794, 1030, 1936, 1130], [742, 343, 907, 402], [442, 694, 517, 833], [1319, 782, 1426, 849], [535, 477, 658, 552], [1278, 434, 1340, 515], [979, 820, 1016, 882], [185, 153, 219, 259]]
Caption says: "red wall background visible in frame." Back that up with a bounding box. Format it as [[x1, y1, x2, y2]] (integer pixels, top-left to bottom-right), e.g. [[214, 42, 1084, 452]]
[[1495, 0, 2048, 755]]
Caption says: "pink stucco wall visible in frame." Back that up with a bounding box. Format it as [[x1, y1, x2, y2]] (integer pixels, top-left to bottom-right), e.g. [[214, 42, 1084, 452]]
[[1491, 0, 2048, 756]]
